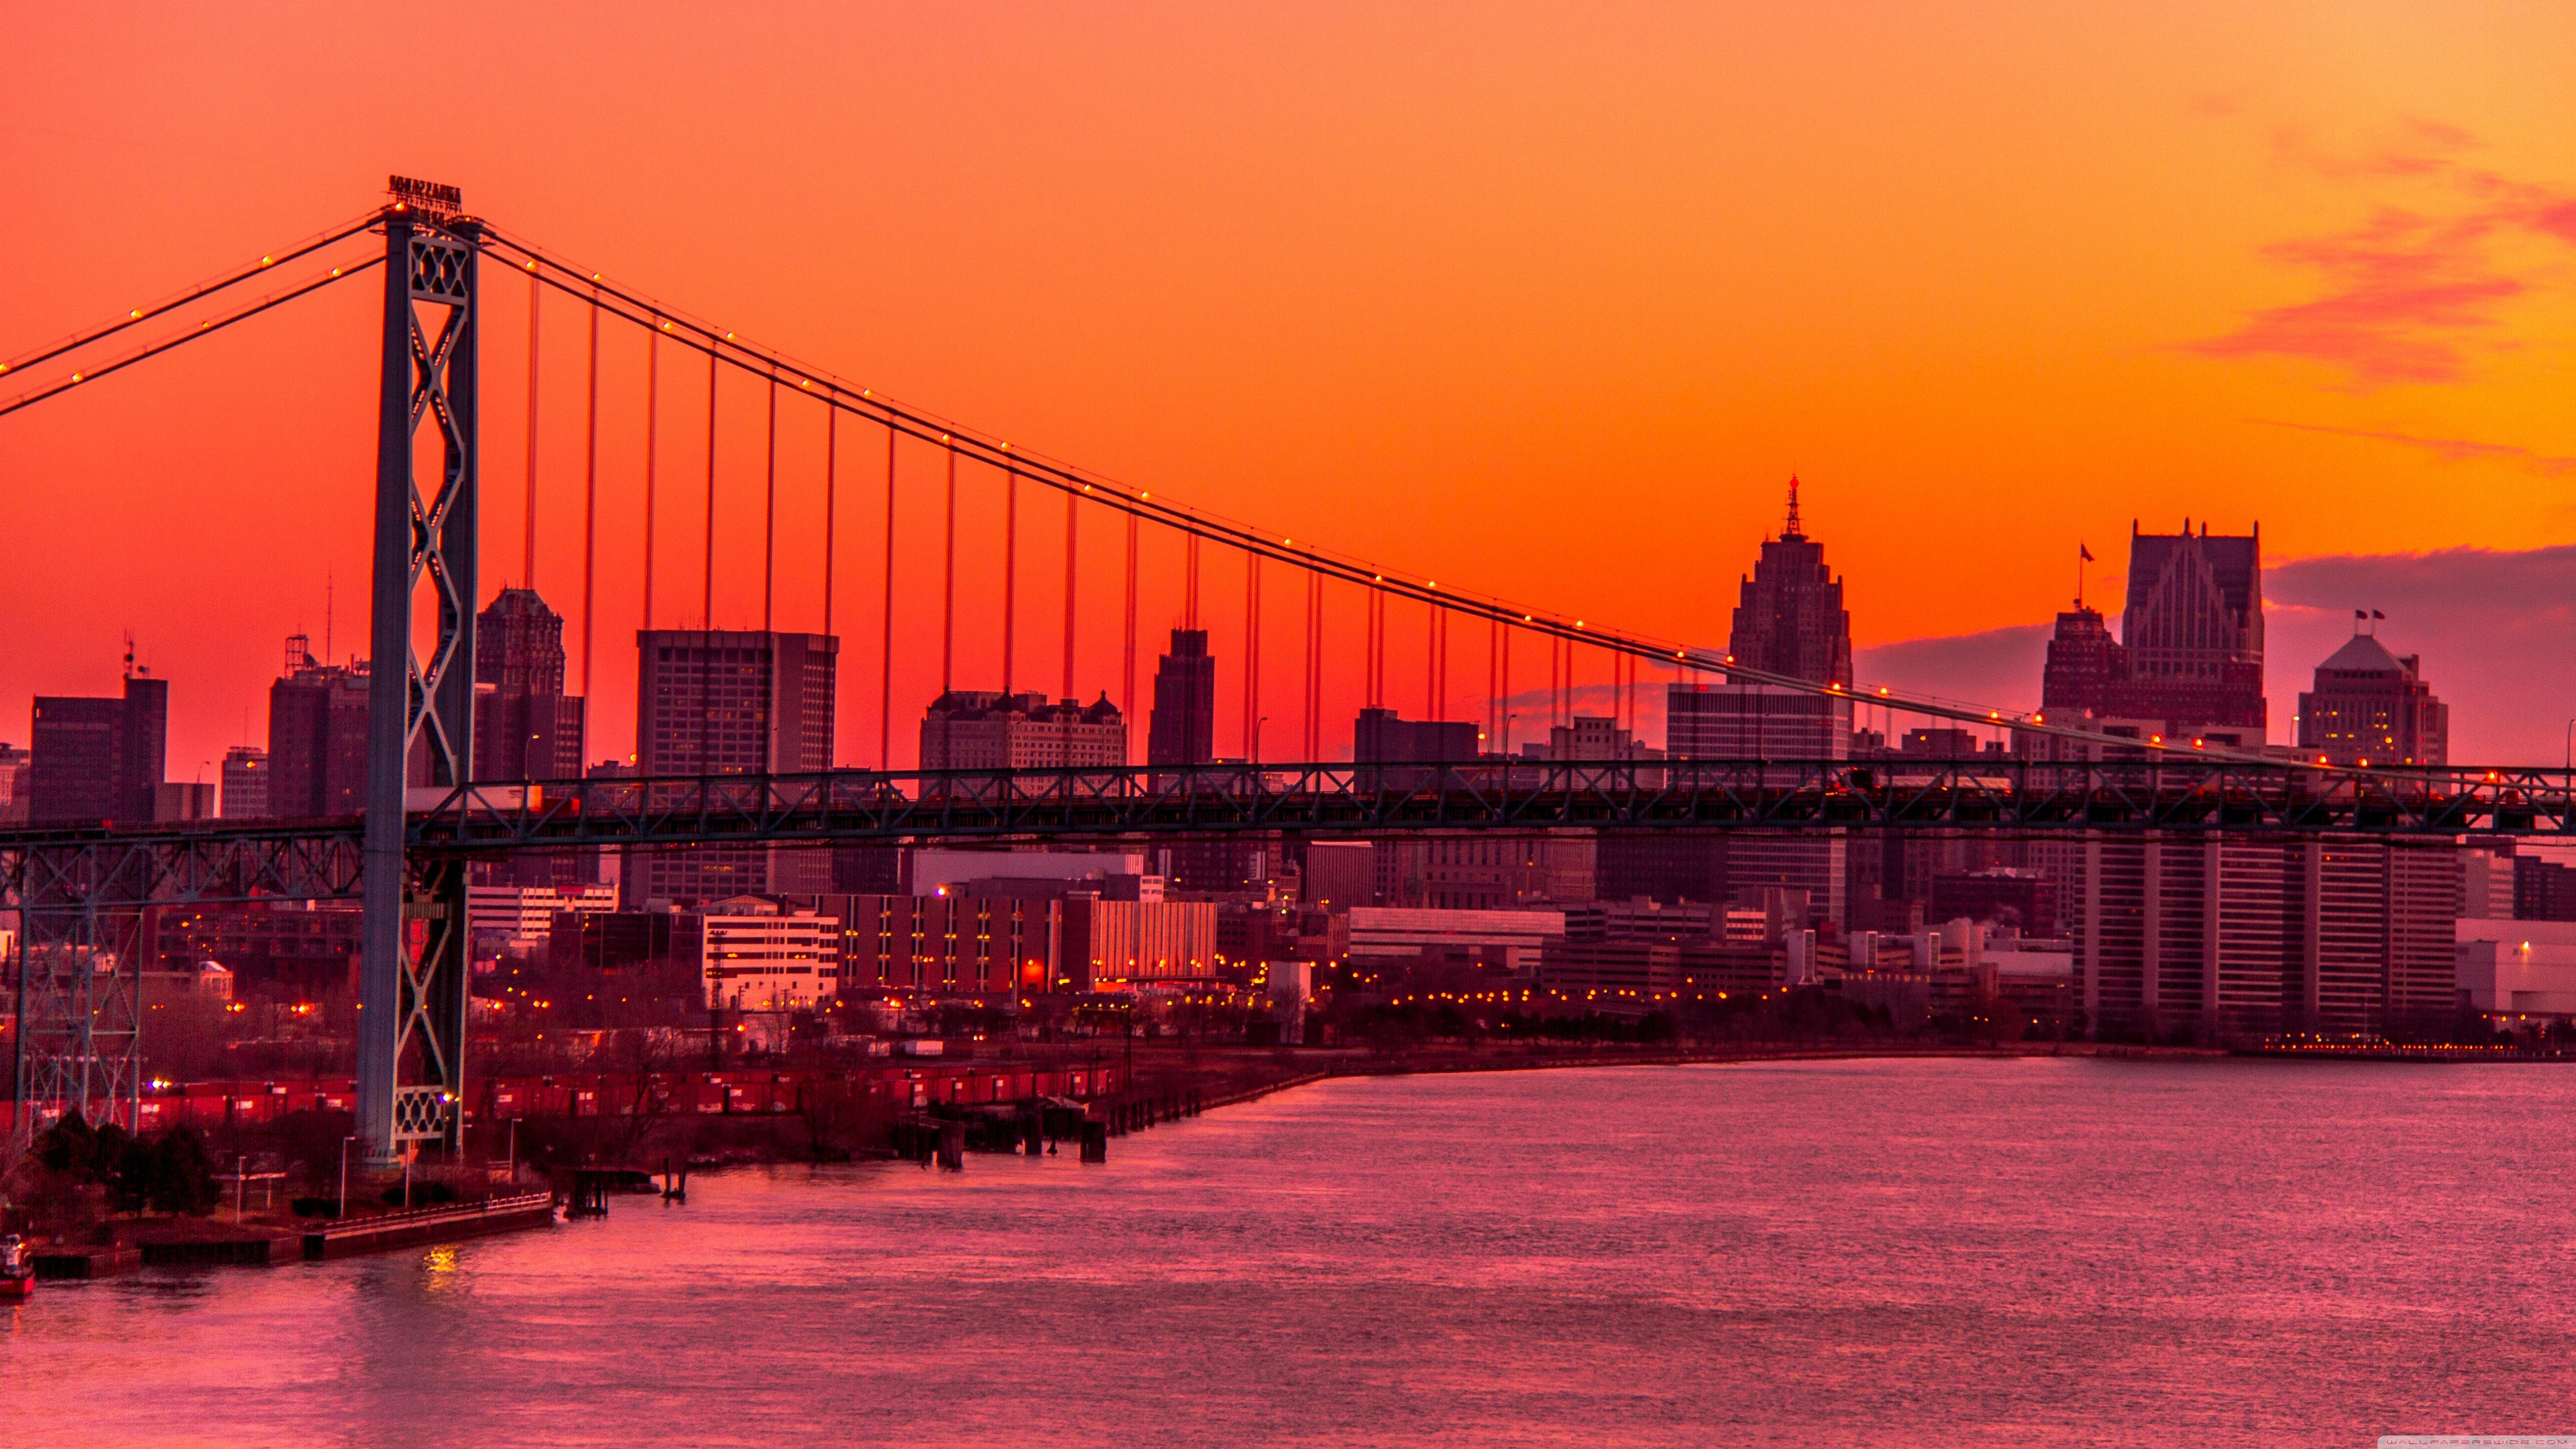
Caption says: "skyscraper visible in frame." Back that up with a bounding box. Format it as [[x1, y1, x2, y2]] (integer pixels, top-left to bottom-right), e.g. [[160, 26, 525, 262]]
[[2296, 621, 2446, 767], [219, 745, 270, 819], [30, 671, 168, 824], [267, 637, 373, 819], [628, 629, 838, 904], [472, 588, 587, 782], [2115, 521, 2265, 739], [1661, 480, 1855, 924], [1725, 477, 1852, 686], [1146, 628, 1217, 768], [2038, 604, 2122, 717]]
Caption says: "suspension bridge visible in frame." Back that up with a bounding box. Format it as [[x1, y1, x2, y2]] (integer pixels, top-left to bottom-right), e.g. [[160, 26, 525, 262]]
[[4, 178, 2568, 1160]]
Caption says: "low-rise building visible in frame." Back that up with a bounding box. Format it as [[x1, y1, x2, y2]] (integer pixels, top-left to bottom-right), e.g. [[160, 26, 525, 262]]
[[2457, 920, 2576, 1018], [701, 896, 839, 1011], [468, 883, 618, 955]]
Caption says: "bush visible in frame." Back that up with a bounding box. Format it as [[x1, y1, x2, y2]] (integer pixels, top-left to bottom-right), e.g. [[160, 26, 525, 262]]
[[290, 1196, 342, 1219]]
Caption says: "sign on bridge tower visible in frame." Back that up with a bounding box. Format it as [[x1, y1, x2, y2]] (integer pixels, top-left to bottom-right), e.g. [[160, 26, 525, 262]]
[[357, 179, 480, 1161]]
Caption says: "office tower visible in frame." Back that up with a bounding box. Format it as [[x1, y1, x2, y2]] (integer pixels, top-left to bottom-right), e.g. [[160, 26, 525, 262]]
[[267, 636, 374, 819], [918, 691, 1126, 771], [2047, 833, 2454, 1039], [628, 629, 838, 904], [1726, 477, 1853, 686], [1146, 628, 1217, 768], [29, 672, 168, 824], [0, 742, 29, 824], [2116, 520, 2266, 739], [472, 588, 587, 782], [2296, 622, 2447, 767], [219, 745, 270, 819], [1352, 708, 1479, 764], [2039, 604, 2123, 717], [1301, 840, 1378, 909], [1671, 480, 1856, 765], [153, 781, 215, 822], [1656, 486, 1856, 922]]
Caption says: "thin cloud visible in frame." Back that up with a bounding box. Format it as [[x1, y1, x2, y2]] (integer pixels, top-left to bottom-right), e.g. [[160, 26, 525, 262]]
[[2263, 420, 2576, 478], [2192, 125, 2576, 385]]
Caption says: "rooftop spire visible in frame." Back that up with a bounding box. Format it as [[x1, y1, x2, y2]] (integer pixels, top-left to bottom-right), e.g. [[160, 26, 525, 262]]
[[1783, 473, 1803, 538]]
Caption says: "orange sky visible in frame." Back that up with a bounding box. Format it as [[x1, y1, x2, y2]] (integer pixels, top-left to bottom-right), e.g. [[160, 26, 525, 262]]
[[7, 2, 2575, 776]]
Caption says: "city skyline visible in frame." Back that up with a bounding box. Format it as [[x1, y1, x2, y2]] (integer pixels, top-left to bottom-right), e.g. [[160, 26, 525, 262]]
[[11, 6, 2576, 775]]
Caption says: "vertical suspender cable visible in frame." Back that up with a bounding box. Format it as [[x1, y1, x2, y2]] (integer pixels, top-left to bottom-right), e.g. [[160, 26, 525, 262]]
[[1122, 512, 1139, 756], [700, 349, 718, 771], [1499, 623, 1510, 756], [1303, 569, 1319, 760], [941, 442, 957, 694], [702, 351, 718, 634], [525, 270, 540, 589], [879, 427, 897, 769], [1244, 551, 1259, 759], [582, 286, 600, 706], [822, 397, 838, 648], [762, 372, 777, 636], [641, 324, 659, 632], [581, 287, 600, 705], [1062, 491, 1078, 701], [1425, 602, 1436, 721], [1002, 467, 1018, 696], [1488, 615, 1498, 752], [1185, 533, 1201, 632]]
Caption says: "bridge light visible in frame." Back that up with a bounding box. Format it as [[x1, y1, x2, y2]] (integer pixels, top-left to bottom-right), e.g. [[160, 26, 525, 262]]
[[261, 256, 272, 266], [130, 309, 141, 318]]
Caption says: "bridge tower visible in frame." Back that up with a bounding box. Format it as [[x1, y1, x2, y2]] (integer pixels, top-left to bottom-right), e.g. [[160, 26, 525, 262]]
[[357, 179, 480, 1163]]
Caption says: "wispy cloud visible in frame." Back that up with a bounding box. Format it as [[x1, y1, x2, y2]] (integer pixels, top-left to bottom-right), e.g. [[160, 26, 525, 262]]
[[2263, 420, 2576, 477], [2190, 124, 2576, 385]]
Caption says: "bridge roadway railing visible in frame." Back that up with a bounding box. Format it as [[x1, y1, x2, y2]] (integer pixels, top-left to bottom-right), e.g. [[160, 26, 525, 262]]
[[401, 756, 2576, 848], [5, 757, 2572, 910]]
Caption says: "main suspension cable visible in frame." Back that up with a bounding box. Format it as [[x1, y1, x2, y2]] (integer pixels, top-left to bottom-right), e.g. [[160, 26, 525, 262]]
[[0, 256, 382, 420], [0, 208, 382, 380]]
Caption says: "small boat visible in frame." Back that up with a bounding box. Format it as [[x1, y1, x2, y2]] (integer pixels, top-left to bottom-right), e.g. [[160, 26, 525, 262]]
[[0, 1235, 34, 1301]]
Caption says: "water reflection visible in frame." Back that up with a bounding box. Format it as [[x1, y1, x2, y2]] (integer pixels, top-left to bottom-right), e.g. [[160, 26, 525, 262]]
[[8, 1060, 2576, 1447]]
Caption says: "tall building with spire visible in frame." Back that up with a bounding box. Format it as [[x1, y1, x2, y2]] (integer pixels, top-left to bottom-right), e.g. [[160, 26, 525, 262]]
[[1723, 476, 1853, 685], [1663, 477, 1855, 926]]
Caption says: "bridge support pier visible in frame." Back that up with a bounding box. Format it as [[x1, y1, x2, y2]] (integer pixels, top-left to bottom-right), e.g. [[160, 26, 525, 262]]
[[358, 193, 481, 1165]]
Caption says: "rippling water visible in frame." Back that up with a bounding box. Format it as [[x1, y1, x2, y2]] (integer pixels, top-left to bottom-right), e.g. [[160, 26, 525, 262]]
[[16, 1058, 2576, 1446]]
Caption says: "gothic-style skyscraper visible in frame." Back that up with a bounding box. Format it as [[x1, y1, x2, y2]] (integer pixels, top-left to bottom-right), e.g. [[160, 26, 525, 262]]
[[2118, 521, 2264, 736], [1725, 477, 1853, 687], [472, 588, 586, 782]]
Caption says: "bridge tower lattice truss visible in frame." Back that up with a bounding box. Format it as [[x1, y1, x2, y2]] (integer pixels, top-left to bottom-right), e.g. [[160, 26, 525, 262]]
[[357, 204, 480, 1161]]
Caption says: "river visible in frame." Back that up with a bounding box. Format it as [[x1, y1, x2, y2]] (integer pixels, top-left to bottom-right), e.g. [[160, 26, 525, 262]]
[[13, 1057, 2576, 1446]]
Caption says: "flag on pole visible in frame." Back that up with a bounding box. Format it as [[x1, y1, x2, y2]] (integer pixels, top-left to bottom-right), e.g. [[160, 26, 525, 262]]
[[2079, 544, 2094, 562], [2371, 610, 2384, 620]]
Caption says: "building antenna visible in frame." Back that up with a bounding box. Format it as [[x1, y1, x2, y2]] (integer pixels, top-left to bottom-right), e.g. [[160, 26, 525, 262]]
[[1783, 473, 1803, 538], [123, 630, 136, 679], [325, 569, 335, 664]]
